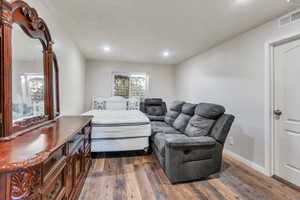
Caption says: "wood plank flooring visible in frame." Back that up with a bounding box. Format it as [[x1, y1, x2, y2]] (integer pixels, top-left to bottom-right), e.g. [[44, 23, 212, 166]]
[[79, 152, 300, 200]]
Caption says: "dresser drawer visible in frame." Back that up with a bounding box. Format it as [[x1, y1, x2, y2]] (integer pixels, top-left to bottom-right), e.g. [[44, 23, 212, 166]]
[[68, 134, 84, 153], [65, 162, 74, 197], [43, 146, 66, 182], [83, 126, 91, 148], [84, 126, 91, 136], [84, 145, 91, 173], [74, 146, 84, 182], [43, 168, 66, 200], [84, 137, 90, 150]]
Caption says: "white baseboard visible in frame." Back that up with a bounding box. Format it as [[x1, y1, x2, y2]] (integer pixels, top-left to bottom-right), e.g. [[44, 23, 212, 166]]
[[224, 149, 268, 176]]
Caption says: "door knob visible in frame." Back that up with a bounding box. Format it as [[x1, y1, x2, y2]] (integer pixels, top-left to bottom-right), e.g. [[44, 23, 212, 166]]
[[274, 110, 282, 116]]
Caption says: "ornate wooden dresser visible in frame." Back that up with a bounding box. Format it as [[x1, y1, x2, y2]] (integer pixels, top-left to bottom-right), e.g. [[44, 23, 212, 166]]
[[0, 1, 93, 199], [0, 116, 93, 200]]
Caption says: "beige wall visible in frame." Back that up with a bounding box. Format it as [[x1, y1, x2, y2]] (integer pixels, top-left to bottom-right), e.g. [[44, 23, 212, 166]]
[[175, 15, 300, 169], [27, 0, 86, 115], [84, 60, 176, 111]]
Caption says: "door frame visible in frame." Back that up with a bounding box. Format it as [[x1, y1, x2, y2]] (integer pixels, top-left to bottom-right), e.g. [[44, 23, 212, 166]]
[[265, 32, 300, 176]]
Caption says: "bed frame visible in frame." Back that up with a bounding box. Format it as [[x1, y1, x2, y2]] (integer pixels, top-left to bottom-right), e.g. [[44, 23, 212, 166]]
[[88, 96, 150, 153]]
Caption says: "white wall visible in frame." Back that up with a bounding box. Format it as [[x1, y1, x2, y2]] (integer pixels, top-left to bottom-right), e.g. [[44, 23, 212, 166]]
[[175, 15, 300, 169], [26, 0, 86, 115], [84, 60, 176, 111]]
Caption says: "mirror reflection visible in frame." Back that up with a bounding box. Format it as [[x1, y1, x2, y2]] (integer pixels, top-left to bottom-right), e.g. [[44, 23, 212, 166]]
[[12, 24, 45, 122]]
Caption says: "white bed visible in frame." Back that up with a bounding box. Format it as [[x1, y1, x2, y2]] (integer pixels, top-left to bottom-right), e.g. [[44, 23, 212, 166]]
[[83, 97, 151, 152]]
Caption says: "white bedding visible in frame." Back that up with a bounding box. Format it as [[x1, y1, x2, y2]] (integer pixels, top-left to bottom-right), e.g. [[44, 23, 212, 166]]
[[83, 110, 150, 125]]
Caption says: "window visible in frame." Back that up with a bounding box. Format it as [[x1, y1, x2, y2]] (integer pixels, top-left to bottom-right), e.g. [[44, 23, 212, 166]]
[[13, 73, 44, 121], [112, 72, 148, 101]]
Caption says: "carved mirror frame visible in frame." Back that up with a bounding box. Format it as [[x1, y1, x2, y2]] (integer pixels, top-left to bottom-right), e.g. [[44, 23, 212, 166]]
[[53, 52, 60, 117], [0, 0, 59, 137]]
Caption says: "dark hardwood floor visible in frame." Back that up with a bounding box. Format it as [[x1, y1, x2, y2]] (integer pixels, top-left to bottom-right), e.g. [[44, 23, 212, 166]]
[[79, 152, 300, 200]]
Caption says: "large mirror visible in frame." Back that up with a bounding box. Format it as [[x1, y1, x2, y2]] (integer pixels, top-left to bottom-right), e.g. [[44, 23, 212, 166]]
[[0, 0, 58, 137], [12, 24, 45, 123]]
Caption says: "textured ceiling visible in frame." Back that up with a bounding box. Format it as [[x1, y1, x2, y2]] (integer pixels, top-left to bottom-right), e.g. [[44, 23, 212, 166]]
[[43, 0, 295, 64]]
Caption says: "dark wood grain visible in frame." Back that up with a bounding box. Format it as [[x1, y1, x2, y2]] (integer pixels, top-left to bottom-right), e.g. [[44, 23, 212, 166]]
[[0, 1, 92, 199], [0, 174, 6, 200], [0, 116, 92, 173], [80, 153, 300, 200], [1, 19, 13, 136], [0, 116, 92, 200], [52, 52, 60, 117]]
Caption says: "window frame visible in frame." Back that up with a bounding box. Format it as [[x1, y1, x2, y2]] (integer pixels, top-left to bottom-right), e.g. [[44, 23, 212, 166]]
[[111, 72, 149, 99]]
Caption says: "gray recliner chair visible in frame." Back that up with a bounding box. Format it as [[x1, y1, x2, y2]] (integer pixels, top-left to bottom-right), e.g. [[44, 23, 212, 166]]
[[150, 101, 235, 184], [140, 98, 167, 121]]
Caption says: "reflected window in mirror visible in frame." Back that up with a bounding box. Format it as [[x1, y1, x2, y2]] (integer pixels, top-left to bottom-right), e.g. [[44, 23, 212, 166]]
[[12, 24, 45, 123]]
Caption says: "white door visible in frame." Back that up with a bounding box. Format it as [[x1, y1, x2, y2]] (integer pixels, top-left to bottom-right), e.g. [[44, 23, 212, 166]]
[[274, 38, 300, 186]]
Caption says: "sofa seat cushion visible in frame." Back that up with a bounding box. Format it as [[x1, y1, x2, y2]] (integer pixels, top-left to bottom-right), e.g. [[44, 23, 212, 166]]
[[146, 106, 164, 116], [151, 121, 181, 135], [165, 136, 217, 164], [147, 115, 165, 121], [165, 136, 216, 148], [153, 133, 186, 156]]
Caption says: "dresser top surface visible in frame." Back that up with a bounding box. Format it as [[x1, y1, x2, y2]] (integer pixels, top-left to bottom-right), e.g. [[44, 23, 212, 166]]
[[0, 116, 92, 173]]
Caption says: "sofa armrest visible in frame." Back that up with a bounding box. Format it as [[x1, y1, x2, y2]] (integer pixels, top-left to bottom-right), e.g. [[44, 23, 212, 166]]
[[211, 114, 235, 144], [165, 136, 216, 148], [164, 136, 223, 183]]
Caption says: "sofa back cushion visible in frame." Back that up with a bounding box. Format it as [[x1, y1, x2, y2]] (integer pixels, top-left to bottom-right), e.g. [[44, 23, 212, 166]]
[[164, 101, 184, 125], [146, 106, 164, 116], [182, 103, 196, 116], [185, 115, 215, 137], [173, 113, 192, 132], [195, 103, 225, 119], [184, 103, 225, 137], [172, 103, 196, 132], [145, 98, 162, 106]]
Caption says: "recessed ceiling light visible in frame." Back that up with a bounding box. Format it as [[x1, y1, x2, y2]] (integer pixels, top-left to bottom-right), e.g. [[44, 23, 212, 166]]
[[103, 45, 111, 52], [233, 0, 251, 5], [286, 0, 300, 4], [163, 50, 170, 57]]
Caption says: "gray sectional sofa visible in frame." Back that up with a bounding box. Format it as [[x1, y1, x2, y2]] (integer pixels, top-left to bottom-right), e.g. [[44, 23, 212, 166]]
[[140, 98, 167, 121], [150, 101, 235, 184]]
